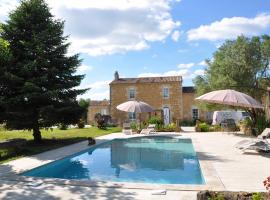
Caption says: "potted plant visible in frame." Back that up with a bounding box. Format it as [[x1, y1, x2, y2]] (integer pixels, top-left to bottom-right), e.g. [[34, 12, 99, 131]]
[[239, 118, 253, 135]]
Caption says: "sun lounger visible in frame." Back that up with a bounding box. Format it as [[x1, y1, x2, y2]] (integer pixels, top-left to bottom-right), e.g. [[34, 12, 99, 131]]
[[235, 128, 270, 152], [239, 140, 270, 152], [140, 124, 156, 134], [257, 128, 270, 139], [122, 122, 133, 135], [235, 128, 270, 148]]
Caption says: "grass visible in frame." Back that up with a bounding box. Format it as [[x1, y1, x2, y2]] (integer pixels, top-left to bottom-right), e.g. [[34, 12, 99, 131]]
[[0, 126, 121, 163]]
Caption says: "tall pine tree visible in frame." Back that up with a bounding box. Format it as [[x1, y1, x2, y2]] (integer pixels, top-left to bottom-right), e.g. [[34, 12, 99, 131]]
[[0, 0, 87, 142]]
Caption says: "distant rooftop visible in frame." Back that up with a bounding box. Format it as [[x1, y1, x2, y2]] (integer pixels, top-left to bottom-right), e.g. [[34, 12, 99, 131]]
[[182, 86, 195, 93], [90, 100, 109, 106], [110, 72, 182, 84]]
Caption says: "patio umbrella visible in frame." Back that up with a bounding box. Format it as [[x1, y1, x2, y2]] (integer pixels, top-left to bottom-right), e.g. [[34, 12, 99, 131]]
[[117, 100, 154, 113], [195, 89, 263, 109], [116, 100, 154, 129]]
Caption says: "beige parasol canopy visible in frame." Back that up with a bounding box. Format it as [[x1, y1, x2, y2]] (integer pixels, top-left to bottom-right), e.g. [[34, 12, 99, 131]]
[[116, 100, 154, 113], [195, 89, 263, 109]]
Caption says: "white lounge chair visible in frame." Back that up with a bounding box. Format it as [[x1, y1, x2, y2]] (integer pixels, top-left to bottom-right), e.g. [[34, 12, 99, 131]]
[[140, 124, 156, 134], [239, 140, 270, 152], [235, 128, 270, 152], [122, 122, 133, 135]]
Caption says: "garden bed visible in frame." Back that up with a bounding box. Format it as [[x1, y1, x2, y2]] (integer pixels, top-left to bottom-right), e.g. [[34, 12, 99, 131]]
[[197, 190, 269, 200]]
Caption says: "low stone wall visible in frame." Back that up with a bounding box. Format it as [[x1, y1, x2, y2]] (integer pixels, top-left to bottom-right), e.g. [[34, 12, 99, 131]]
[[197, 191, 269, 200]]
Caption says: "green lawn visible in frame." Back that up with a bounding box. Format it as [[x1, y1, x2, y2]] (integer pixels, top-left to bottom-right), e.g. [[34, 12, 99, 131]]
[[0, 127, 121, 163]]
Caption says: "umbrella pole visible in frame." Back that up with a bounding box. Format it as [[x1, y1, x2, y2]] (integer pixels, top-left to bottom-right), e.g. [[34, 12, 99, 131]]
[[139, 113, 141, 130]]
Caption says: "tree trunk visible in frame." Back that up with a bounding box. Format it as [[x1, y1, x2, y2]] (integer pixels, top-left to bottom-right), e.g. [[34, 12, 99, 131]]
[[32, 112, 42, 143], [33, 125, 42, 143]]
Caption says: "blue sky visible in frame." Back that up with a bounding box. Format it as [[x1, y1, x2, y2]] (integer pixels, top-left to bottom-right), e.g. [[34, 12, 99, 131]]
[[1, 0, 270, 100]]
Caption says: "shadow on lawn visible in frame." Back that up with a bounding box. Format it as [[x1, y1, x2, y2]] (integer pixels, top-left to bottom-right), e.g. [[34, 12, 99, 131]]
[[0, 138, 89, 163]]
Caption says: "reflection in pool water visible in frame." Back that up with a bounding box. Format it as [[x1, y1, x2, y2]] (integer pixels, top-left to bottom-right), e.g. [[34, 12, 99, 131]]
[[23, 136, 205, 184]]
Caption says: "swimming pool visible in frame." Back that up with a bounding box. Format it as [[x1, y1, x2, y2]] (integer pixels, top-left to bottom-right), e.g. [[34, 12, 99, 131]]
[[22, 136, 205, 185]]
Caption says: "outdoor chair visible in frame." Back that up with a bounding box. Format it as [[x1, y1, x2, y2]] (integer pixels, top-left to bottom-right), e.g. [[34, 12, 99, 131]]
[[140, 124, 156, 134], [235, 128, 270, 152], [122, 122, 133, 135], [221, 118, 237, 132]]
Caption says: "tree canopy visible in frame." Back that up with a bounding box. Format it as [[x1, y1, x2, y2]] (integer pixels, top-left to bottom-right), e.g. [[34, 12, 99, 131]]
[[0, 0, 87, 142], [193, 35, 270, 111]]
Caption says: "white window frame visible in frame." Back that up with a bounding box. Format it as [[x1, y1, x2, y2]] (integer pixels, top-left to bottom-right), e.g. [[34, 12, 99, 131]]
[[128, 88, 136, 99], [100, 109, 107, 115], [163, 87, 169, 98]]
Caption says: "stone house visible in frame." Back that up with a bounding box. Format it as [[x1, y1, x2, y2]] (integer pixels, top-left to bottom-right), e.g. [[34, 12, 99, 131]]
[[87, 71, 206, 125], [87, 100, 110, 125]]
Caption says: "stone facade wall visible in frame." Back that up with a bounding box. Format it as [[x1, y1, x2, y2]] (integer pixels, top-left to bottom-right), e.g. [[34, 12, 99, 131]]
[[87, 101, 110, 125], [182, 92, 207, 121], [110, 81, 182, 125]]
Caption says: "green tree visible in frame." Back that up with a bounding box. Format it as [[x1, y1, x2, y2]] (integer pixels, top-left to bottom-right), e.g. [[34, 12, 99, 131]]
[[78, 98, 91, 122], [193, 35, 270, 108], [0, 0, 87, 142]]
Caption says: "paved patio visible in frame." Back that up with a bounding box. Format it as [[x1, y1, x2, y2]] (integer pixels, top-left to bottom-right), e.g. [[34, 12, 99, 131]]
[[0, 129, 269, 199]]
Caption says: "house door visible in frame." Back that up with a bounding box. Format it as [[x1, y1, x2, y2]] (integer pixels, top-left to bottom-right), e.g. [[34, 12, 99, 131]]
[[163, 107, 170, 125]]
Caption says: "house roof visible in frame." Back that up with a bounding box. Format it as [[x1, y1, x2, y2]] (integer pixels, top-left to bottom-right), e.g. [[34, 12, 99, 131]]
[[182, 86, 195, 93], [110, 76, 182, 84], [90, 100, 110, 106]]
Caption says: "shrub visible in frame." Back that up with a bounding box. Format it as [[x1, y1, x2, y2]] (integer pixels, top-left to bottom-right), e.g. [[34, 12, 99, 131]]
[[208, 194, 225, 200], [94, 113, 106, 129], [165, 123, 176, 132], [181, 120, 196, 126], [77, 118, 85, 129], [254, 115, 270, 136], [58, 123, 68, 130], [252, 192, 263, 200], [148, 116, 163, 130], [148, 116, 163, 125], [199, 122, 210, 132], [130, 121, 137, 130]]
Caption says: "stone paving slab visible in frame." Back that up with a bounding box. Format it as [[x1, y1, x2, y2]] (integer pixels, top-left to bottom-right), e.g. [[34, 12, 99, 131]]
[[0, 180, 197, 200]]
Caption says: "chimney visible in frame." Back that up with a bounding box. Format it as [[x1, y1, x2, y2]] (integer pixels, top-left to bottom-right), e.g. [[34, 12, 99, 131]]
[[114, 71, 119, 80]]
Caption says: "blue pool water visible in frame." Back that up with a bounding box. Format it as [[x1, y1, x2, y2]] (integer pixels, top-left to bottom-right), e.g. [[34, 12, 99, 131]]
[[23, 136, 205, 184]]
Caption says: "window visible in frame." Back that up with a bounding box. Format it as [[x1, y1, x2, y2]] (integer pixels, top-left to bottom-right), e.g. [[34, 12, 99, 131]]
[[128, 112, 136, 120], [192, 108, 199, 120], [100, 109, 107, 115], [128, 88, 135, 99], [163, 87, 169, 98]]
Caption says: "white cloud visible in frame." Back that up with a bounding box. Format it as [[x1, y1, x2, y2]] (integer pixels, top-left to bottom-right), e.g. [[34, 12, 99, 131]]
[[178, 63, 195, 69], [87, 80, 111, 90], [194, 69, 205, 76], [138, 69, 191, 79], [187, 13, 270, 41], [0, 0, 18, 21], [77, 80, 111, 100], [77, 64, 93, 72], [78, 89, 109, 100], [198, 60, 207, 66], [0, 0, 181, 56], [171, 30, 180, 42], [47, 0, 181, 56]]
